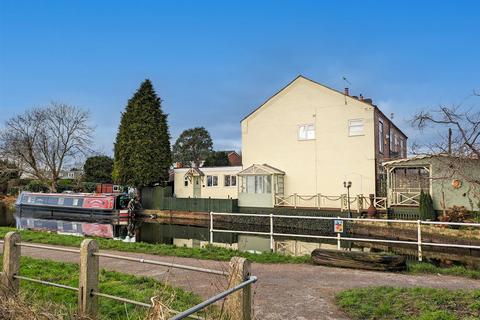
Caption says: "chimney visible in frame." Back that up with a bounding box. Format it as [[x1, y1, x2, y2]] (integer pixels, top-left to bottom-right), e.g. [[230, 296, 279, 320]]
[[344, 88, 349, 96], [359, 94, 364, 101]]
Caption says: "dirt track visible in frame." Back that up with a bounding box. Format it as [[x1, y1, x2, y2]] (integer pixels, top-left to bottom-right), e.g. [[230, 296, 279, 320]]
[[3, 243, 480, 320]]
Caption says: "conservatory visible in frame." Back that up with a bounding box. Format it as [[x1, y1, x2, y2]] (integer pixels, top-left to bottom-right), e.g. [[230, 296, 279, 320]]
[[237, 164, 285, 208]]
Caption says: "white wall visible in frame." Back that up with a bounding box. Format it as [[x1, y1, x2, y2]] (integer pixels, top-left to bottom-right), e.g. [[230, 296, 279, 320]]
[[173, 166, 242, 199]]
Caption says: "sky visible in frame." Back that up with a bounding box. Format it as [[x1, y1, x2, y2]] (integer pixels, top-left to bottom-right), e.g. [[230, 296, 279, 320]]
[[1, 0, 479, 156]]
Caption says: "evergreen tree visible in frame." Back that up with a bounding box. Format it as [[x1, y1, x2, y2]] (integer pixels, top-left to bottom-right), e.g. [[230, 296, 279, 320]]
[[203, 151, 229, 167], [113, 79, 172, 193], [83, 155, 114, 183], [172, 127, 213, 168]]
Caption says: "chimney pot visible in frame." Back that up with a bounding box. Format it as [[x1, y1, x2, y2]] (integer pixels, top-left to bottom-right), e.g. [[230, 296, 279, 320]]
[[344, 88, 349, 96]]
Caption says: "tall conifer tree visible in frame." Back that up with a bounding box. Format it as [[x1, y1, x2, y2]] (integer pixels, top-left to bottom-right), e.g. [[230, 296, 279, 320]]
[[113, 80, 172, 193]]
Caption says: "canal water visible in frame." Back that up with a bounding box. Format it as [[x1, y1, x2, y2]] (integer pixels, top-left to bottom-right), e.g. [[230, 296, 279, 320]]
[[138, 222, 480, 269]]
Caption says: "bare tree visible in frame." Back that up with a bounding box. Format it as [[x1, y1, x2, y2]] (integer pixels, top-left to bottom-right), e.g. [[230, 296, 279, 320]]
[[411, 94, 480, 210], [0, 103, 94, 192], [412, 103, 479, 158]]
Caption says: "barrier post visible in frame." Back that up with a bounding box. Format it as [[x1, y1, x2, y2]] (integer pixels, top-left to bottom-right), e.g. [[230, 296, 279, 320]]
[[226, 257, 252, 320], [417, 220, 423, 262], [78, 239, 99, 319], [1, 231, 21, 295], [210, 212, 214, 244], [269, 214, 274, 251]]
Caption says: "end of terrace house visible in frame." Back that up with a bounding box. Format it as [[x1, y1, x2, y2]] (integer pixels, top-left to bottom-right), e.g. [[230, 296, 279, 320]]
[[174, 75, 408, 210]]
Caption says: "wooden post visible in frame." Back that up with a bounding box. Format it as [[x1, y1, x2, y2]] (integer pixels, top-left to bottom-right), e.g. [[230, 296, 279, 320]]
[[78, 239, 99, 319], [226, 257, 252, 320], [1, 231, 21, 295]]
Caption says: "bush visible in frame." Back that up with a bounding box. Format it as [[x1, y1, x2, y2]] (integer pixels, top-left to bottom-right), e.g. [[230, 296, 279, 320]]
[[439, 205, 473, 223], [419, 190, 436, 220], [25, 180, 49, 193]]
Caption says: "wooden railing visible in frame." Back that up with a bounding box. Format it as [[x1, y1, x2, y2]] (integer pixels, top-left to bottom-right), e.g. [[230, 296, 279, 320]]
[[390, 191, 421, 206], [274, 194, 387, 212]]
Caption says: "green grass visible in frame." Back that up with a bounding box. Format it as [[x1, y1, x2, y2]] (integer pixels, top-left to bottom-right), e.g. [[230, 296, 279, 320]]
[[0, 255, 206, 320], [0, 227, 310, 264], [407, 261, 480, 279], [336, 287, 480, 320]]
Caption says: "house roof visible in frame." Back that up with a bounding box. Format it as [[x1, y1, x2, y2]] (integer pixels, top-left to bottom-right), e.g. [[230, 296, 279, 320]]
[[241, 75, 408, 138], [184, 167, 205, 177], [238, 164, 285, 176], [382, 154, 480, 166]]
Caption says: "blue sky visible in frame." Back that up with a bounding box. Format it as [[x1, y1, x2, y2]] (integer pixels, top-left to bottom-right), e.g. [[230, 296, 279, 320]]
[[1, 1, 479, 155]]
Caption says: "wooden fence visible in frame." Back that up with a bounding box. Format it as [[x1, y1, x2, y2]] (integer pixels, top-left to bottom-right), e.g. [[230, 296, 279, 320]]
[[0, 231, 255, 320], [142, 187, 238, 213]]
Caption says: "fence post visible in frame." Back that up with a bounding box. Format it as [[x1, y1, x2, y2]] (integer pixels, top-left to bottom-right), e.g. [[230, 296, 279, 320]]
[[294, 193, 298, 208], [78, 239, 99, 319], [1, 231, 21, 295], [317, 193, 321, 209], [226, 257, 252, 320], [417, 220, 423, 262], [209, 211, 214, 244], [269, 214, 274, 251]]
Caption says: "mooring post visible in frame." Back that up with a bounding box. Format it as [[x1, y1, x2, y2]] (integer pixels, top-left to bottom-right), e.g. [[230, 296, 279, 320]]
[[1, 231, 21, 295], [226, 257, 252, 320], [209, 211, 214, 244], [417, 220, 423, 262], [269, 213, 274, 251], [78, 239, 99, 319]]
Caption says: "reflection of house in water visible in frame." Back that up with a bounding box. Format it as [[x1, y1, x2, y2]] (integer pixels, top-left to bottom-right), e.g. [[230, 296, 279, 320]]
[[384, 155, 480, 211]]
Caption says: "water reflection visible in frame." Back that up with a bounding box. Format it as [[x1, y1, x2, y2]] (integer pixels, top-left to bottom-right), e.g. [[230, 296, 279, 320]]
[[139, 222, 480, 269]]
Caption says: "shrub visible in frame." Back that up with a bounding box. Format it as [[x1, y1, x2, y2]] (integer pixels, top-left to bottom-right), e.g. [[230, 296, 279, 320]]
[[439, 205, 473, 223], [25, 180, 49, 193], [419, 190, 436, 220]]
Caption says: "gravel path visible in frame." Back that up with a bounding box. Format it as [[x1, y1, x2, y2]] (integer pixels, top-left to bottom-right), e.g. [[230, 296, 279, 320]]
[[3, 243, 480, 320]]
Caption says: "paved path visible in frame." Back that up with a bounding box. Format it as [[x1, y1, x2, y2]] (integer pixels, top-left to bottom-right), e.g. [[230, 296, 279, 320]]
[[4, 243, 480, 320]]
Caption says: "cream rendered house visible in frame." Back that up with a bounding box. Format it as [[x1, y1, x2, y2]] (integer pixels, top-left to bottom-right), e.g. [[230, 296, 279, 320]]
[[239, 75, 407, 208], [174, 166, 242, 199]]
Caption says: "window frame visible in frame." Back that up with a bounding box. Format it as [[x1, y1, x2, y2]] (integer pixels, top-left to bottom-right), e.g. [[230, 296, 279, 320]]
[[348, 119, 365, 137], [206, 175, 218, 187], [224, 175, 237, 187], [297, 123, 315, 141], [378, 119, 384, 154]]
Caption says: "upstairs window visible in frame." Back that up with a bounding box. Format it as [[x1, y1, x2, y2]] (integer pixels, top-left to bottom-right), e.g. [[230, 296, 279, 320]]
[[184, 176, 188, 187], [206, 175, 218, 187], [378, 119, 384, 153], [298, 124, 315, 140], [348, 119, 364, 136]]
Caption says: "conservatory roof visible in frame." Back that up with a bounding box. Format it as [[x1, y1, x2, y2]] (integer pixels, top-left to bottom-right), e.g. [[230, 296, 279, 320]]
[[237, 164, 285, 176]]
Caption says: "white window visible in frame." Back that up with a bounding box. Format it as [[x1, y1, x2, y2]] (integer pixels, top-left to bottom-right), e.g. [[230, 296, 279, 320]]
[[390, 129, 395, 151], [206, 175, 218, 187], [298, 124, 315, 140], [378, 119, 384, 153], [348, 119, 364, 136], [242, 175, 271, 194], [68, 172, 75, 179], [224, 175, 237, 187], [184, 176, 188, 187]]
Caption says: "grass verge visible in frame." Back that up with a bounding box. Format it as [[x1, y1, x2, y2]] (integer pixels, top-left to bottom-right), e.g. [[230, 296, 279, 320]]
[[0, 227, 310, 264], [336, 286, 480, 320], [0, 255, 208, 320], [407, 261, 480, 279]]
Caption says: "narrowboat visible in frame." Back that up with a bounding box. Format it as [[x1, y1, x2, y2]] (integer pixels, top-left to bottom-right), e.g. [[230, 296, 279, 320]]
[[15, 191, 134, 238]]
